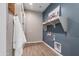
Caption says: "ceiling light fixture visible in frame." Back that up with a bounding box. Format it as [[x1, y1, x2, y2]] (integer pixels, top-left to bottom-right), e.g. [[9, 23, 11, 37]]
[[29, 3, 33, 5]]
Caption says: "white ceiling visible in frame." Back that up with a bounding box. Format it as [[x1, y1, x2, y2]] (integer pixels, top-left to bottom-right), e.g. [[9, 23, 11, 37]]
[[23, 3, 50, 12]]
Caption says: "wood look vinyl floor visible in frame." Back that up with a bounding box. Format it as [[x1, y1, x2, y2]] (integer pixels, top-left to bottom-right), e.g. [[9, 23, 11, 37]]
[[23, 42, 58, 56]]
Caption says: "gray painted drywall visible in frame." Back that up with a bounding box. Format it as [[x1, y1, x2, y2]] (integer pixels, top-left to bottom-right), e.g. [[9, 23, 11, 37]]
[[43, 30, 54, 48], [24, 10, 43, 42], [0, 3, 7, 56], [61, 3, 79, 56], [43, 3, 79, 56]]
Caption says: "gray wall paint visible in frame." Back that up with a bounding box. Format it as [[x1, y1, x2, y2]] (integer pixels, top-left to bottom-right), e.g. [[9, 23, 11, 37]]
[[43, 31, 54, 48], [61, 3, 79, 56], [24, 10, 43, 42], [43, 3, 79, 56]]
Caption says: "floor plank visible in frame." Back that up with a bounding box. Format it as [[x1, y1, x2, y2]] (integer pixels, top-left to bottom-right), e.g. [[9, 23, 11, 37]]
[[23, 42, 58, 56]]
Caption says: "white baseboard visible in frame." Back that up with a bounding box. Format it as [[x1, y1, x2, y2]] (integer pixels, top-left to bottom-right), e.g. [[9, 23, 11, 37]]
[[26, 41, 43, 44], [43, 41, 63, 56]]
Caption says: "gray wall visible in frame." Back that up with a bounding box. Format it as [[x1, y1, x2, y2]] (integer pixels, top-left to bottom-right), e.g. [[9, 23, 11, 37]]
[[24, 10, 43, 42], [43, 3, 79, 56]]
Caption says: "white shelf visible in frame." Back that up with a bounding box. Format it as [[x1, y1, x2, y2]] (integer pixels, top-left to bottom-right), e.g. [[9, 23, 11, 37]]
[[43, 16, 68, 32], [43, 16, 60, 25]]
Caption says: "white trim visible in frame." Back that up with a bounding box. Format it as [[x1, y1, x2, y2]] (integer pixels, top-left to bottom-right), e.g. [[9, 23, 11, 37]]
[[43, 41, 63, 56], [26, 41, 43, 44]]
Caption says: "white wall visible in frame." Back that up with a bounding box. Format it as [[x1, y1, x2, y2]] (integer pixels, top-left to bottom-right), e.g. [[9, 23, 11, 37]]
[[13, 16, 26, 56], [0, 3, 7, 56], [15, 3, 24, 25], [24, 10, 43, 42]]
